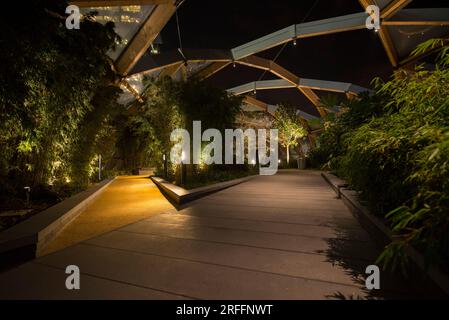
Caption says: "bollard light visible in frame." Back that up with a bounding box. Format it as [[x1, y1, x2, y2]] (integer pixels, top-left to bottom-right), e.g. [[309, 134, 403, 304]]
[[24, 186, 31, 208]]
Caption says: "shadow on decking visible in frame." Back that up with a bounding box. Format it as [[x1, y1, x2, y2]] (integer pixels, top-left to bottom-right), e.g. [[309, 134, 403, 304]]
[[323, 216, 447, 300]]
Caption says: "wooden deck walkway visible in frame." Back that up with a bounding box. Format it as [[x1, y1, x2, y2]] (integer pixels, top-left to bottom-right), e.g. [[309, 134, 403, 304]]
[[0, 170, 438, 299]]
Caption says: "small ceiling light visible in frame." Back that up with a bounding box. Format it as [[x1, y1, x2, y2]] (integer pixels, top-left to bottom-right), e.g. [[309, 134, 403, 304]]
[[293, 39, 297, 46], [150, 44, 160, 55], [233, 62, 236, 68]]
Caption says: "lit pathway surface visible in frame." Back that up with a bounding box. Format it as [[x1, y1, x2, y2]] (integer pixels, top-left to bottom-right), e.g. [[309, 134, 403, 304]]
[[0, 170, 442, 299], [41, 175, 174, 256]]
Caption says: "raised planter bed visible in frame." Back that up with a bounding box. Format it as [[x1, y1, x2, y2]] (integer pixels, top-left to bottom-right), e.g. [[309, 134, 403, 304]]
[[321, 171, 449, 295], [320, 171, 347, 198], [151, 175, 255, 206], [0, 178, 115, 270]]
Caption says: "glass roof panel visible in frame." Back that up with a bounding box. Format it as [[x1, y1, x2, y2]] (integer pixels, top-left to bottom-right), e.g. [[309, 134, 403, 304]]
[[388, 25, 449, 60], [81, 5, 156, 60], [186, 61, 213, 77]]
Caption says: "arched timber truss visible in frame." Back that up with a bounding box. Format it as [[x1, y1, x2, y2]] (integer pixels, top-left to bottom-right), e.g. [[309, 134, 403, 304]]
[[124, 50, 371, 118]]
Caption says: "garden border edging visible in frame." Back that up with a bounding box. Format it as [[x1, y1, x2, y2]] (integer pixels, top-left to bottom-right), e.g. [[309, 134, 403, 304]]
[[0, 178, 116, 268], [150, 175, 256, 206], [321, 171, 449, 295]]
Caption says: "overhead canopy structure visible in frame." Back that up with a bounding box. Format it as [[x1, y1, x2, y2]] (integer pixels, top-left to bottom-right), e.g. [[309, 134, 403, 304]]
[[227, 79, 368, 97], [75, 1, 449, 120], [358, 1, 449, 67], [130, 48, 232, 79], [71, 0, 177, 74], [123, 48, 372, 117], [240, 95, 319, 121], [230, 1, 449, 68]]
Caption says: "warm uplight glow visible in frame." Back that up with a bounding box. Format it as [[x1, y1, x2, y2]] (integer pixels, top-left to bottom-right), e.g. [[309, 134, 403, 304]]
[[150, 44, 160, 55]]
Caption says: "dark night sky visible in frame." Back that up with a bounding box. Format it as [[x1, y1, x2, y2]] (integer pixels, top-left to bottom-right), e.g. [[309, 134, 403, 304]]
[[156, 0, 449, 115]]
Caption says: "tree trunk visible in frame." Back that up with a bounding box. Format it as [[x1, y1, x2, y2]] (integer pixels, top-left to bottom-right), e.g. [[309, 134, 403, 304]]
[[286, 146, 290, 165], [296, 144, 302, 169]]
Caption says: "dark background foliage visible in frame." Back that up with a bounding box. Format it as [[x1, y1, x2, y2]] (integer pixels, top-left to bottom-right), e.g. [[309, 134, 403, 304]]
[[309, 40, 449, 272], [0, 0, 121, 210]]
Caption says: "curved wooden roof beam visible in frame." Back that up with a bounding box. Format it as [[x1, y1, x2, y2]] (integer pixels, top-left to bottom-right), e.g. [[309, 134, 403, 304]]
[[127, 53, 370, 117], [115, 1, 177, 75], [228, 79, 369, 97], [71, 0, 171, 6]]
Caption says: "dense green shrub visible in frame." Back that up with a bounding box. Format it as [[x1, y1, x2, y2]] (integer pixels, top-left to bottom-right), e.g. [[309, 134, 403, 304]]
[[310, 39, 449, 272], [308, 94, 381, 169], [70, 85, 123, 188], [0, 1, 121, 205], [116, 77, 243, 183]]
